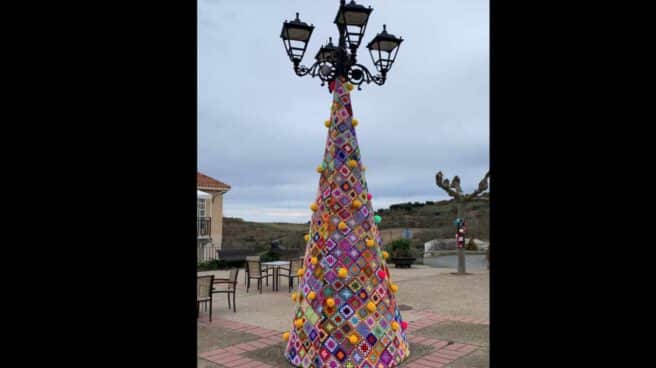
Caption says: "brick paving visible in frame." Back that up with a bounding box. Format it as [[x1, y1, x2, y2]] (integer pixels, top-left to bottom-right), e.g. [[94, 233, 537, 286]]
[[198, 310, 488, 367]]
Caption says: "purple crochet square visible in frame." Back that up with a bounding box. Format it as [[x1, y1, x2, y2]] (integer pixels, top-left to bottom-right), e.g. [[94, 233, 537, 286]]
[[380, 350, 393, 365], [352, 351, 363, 364], [338, 238, 352, 251], [324, 336, 338, 353], [339, 196, 351, 206], [325, 239, 337, 251], [338, 208, 351, 220], [324, 270, 337, 283], [324, 254, 337, 268]]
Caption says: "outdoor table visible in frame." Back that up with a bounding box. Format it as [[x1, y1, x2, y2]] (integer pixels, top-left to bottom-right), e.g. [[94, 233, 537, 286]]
[[260, 260, 290, 292]]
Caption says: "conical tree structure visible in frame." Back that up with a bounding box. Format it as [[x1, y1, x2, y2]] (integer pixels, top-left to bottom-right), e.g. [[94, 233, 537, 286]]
[[284, 78, 410, 368]]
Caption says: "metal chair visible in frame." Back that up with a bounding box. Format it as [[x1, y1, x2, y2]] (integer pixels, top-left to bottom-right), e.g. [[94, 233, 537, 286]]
[[197, 275, 214, 322], [212, 268, 239, 312], [245, 255, 269, 284], [278, 258, 303, 292], [246, 260, 272, 293]]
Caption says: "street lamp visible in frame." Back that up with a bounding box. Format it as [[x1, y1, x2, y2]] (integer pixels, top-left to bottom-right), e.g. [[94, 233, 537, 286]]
[[334, 0, 373, 52], [280, 0, 403, 89], [280, 12, 314, 66], [367, 24, 403, 77]]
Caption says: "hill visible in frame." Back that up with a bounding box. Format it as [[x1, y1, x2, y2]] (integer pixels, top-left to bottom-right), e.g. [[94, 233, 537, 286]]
[[221, 198, 488, 253], [375, 198, 489, 240], [222, 217, 308, 252]]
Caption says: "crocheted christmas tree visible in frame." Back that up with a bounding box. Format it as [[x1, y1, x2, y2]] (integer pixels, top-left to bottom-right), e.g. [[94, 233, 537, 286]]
[[283, 78, 410, 368]]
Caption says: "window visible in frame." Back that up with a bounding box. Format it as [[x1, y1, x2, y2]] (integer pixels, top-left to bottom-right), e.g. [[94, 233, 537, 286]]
[[198, 199, 206, 217]]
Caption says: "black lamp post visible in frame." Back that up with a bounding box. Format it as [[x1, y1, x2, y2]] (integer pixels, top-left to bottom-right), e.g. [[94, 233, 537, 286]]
[[280, 0, 403, 90]]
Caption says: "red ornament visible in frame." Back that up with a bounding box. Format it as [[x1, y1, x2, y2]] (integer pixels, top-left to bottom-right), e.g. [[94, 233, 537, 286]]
[[367, 193, 372, 200], [401, 321, 408, 330], [377, 270, 387, 279]]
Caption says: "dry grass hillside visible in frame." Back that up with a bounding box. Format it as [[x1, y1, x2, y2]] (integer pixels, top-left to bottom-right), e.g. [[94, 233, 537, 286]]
[[222, 198, 488, 253]]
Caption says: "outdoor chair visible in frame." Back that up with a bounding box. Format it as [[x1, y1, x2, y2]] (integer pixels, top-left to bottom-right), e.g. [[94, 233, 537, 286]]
[[197, 275, 214, 322], [278, 258, 303, 292], [244, 255, 269, 284], [212, 268, 239, 312], [246, 260, 272, 293]]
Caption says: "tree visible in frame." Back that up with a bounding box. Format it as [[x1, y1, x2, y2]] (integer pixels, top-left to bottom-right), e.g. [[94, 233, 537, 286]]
[[283, 79, 410, 367], [435, 170, 489, 274]]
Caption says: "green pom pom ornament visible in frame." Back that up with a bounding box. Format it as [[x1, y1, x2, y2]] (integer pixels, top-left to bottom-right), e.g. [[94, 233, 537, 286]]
[[374, 215, 382, 224]]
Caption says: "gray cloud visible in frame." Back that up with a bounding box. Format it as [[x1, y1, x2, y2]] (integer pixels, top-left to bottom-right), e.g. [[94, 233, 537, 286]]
[[199, 0, 488, 223]]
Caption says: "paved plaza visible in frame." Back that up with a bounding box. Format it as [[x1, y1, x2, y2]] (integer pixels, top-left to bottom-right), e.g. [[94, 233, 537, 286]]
[[198, 265, 488, 367]]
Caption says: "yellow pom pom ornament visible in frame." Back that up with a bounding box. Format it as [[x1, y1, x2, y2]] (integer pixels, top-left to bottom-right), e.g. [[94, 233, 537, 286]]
[[295, 319, 304, 328], [310, 203, 318, 211], [367, 302, 377, 312], [316, 165, 324, 173], [390, 284, 399, 293], [291, 293, 297, 302], [352, 119, 359, 127], [366, 239, 375, 247], [324, 120, 331, 127], [345, 83, 354, 91], [338, 221, 348, 230], [308, 291, 316, 301], [382, 251, 390, 260], [326, 298, 335, 307], [304, 234, 310, 242], [352, 199, 362, 209], [348, 159, 358, 168], [283, 332, 290, 341], [311, 257, 318, 265], [297, 268, 305, 277], [349, 335, 359, 344], [338, 268, 348, 278], [391, 321, 400, 331]]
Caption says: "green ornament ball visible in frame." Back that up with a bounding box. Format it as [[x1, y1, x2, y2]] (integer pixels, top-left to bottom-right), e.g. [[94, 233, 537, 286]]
[[374, 215, 382, 224]]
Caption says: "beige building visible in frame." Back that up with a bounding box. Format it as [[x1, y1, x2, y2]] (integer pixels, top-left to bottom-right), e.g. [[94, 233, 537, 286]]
[[197, 172, 231, 261]]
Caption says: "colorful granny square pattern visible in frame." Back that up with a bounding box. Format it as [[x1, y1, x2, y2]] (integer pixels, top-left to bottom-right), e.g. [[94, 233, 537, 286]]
[[284, 79, 409, 367]]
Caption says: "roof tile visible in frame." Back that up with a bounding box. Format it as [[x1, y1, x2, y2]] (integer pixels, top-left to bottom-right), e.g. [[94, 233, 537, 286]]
[[197, 172, 231, 190]]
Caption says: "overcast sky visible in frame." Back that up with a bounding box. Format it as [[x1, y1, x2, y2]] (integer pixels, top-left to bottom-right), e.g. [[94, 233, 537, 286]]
[[198, 0, 488, 223]]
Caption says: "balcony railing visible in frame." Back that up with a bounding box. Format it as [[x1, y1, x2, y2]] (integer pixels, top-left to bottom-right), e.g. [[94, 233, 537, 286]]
[[198, 246, 220, 264], [197, 217, 211, 238]]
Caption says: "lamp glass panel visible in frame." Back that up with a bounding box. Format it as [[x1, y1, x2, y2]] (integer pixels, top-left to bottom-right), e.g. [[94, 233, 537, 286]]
[[343, 11, 369, 26], [286, 27, 311, 41], [370, 39, 397, 52]]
